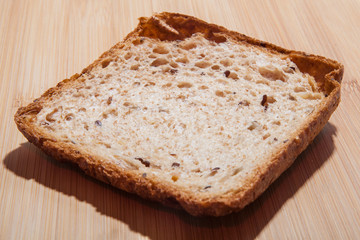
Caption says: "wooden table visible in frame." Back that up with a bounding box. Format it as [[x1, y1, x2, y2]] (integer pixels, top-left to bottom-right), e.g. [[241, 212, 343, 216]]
[[1, 0, 359, 239]]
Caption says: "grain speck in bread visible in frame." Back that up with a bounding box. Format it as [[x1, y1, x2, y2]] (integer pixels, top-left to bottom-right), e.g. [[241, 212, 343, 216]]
[[14, 12, 343, 216]]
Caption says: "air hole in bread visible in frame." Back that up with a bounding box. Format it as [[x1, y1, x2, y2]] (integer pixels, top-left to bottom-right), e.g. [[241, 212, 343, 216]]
[[263, 133, 271, 140], [199, 85, 209, 90], [102, 113, 108, 119], [65, 113, 74, 121], [162, 83, 172, 88], [294, 86, 306, 92], [211, 65, 220, 70], [299, 92, 322, 100], [267, 96, 276, 103], [130, 64, 140, 70], [162, 66, 171, 73], [181, 42, 197, 50], [228, 72, 239, 80], [124, 52, 132, 60], [216, 79, 228, 85], [248, 121, 260, 131], [153, 45, 170, 54], [177, 82, 193, 88], [209, 168, 219, 176], [169, 61, 178, 68], [175, 56, 189, 64], [215, 90, 225, 97], [195, 60, 211, 68], [144, 82, 156, 87], [259, 65, 286, 81], [132, 38, 144, 45], [272, 120, 281, 125], [45, 108, 60, 122], [220, 59, 233, 67], [232, 167, 243, 176], [101, 58, 111, 68], [289, 94, 296, 101], [151, 58, 169, 67], [171, 162, 180, 167]]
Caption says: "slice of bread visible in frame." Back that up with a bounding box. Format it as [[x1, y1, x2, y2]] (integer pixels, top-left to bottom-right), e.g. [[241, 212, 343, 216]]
[[14, 12, 343, 216]]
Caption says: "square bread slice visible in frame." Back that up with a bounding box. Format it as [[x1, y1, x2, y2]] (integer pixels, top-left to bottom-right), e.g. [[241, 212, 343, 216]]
[[15, 12, 343, 216]]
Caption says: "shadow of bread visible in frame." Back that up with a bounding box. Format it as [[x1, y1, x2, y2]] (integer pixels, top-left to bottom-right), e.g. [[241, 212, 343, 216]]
[[3, 122, 336, 240]]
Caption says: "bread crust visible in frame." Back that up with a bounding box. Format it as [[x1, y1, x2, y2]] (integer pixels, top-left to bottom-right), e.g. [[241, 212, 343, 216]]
[[14, 12, 343, 216]]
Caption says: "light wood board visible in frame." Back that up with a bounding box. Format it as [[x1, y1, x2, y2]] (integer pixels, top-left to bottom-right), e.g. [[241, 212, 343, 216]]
[[1, 0, 360, 239]]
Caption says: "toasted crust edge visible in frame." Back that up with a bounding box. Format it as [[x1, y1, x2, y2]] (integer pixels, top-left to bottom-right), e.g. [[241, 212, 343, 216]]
[[14, 12, 343, 216]]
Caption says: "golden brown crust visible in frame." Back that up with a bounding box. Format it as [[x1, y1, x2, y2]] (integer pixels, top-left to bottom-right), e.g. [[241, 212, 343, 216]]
[[14, 12, 343, 216]]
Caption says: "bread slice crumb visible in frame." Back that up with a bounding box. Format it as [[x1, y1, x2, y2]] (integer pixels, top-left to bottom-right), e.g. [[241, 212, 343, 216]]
[[14, 12, 343, 216]]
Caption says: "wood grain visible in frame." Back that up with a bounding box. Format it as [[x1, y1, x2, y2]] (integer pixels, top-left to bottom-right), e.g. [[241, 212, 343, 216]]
[[1, 0, 360, 239]]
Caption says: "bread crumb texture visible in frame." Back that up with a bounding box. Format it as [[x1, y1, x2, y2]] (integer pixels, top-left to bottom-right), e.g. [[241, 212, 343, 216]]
[[33, 33, 323, 196]]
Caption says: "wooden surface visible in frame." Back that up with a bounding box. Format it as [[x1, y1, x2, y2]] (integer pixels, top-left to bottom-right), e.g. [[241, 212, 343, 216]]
[[1, 0, 360, 239]]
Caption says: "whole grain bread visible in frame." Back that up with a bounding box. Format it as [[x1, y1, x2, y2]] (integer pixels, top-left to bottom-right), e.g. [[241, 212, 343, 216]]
[[14, 12, 343, 216]]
